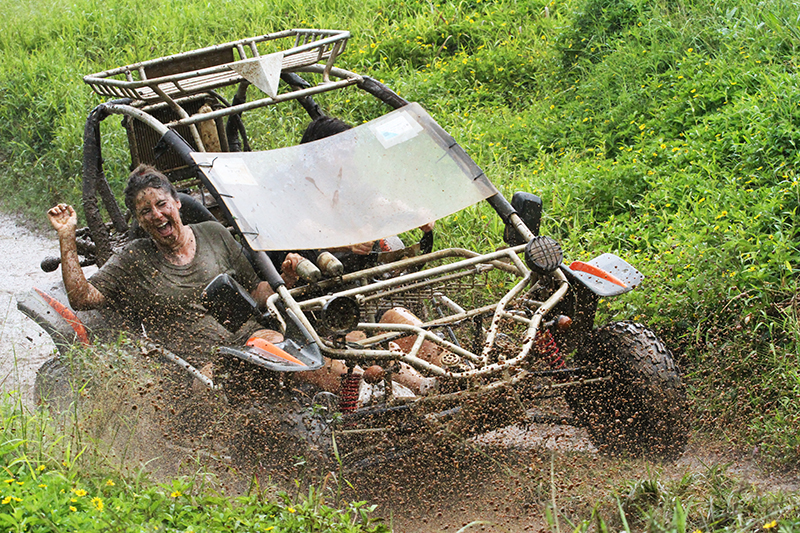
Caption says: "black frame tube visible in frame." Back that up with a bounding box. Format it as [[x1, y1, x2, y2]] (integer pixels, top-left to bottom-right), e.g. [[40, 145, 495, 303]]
[[82, 100, 133, 265]]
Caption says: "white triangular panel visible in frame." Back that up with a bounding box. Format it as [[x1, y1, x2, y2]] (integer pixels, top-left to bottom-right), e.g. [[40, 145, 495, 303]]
[[230, 52, 284, 97]]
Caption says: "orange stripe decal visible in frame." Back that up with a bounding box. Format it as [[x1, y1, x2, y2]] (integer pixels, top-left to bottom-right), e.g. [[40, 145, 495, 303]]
[[246, 337, 307, 367], [569, 261, 627, 288], [34, 287, 90, 345]]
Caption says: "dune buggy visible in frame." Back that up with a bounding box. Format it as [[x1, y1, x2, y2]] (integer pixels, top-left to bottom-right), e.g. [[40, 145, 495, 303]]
[[19, 29, 689, 463]]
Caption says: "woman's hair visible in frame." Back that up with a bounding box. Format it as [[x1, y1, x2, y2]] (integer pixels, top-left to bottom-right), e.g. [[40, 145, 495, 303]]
[[300, 116, 352, 144], [124, 164, 179, 213]]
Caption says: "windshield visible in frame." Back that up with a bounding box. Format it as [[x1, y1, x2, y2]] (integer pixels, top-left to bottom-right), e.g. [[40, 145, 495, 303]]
[[192, 103, 497, 251]]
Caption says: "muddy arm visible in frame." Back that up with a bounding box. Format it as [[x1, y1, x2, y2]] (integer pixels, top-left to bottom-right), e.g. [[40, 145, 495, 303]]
[[48, 204, 106, 311]]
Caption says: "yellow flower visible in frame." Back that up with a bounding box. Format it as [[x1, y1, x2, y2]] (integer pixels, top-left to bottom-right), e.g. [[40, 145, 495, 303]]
[[91, 497, 104, 511], [4, 479, 13, 484], [170, 491, 182, 498], [69, 506, 77, 512], [37, 465, 46, 472], [287, 507, 296, 514], [72, 488, 87, 497], [38, 484, 47, 488], [1, 497, 11, 505], [763, 521, 778, 530], [105, 479, 115, 487]]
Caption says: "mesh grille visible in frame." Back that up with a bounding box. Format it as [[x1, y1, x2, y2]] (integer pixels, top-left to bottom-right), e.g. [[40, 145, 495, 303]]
[[360, 267, 489, 322], [524, 236, 563, 274]]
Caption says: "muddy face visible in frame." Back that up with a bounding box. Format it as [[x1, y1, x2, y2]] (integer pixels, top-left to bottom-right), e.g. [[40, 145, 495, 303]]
[[134, 188, 184, 251]]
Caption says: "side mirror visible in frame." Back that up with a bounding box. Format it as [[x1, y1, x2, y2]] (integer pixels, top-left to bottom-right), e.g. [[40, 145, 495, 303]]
[[503, 192, 542, 246], [202, 273, 259, 332]]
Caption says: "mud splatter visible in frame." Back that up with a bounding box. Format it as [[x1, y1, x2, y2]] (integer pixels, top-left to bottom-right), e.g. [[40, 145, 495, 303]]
[[2, 212, 797, 533]]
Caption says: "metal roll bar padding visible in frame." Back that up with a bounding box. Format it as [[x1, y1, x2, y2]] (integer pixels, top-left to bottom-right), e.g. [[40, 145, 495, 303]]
[[356, 76, 410, 110], [486, 193, 536, 245]]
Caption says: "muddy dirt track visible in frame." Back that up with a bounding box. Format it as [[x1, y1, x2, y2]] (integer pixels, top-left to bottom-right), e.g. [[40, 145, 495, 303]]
[[0, 213, 61, 405], [1, 213, 797, 532]]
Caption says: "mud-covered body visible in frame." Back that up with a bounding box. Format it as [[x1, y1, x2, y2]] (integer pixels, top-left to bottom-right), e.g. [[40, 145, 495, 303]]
[[19, 29, 689, 462]]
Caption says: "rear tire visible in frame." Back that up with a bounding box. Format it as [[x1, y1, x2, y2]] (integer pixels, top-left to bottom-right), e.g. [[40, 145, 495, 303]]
[[566, 321, 689, 460], [34, 357, 86, 415]]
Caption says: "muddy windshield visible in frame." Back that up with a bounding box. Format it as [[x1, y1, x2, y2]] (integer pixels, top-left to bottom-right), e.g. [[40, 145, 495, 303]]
[[192, 103, 497, 251]]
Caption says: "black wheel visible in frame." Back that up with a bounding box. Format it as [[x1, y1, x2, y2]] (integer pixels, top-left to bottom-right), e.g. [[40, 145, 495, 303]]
[[34, 357, 87, 415], [566, 321, 689, 460], [228, 395, 332, 474], [217, 358, 333, 474]]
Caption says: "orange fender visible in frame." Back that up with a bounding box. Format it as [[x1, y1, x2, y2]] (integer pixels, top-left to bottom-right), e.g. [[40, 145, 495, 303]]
[[245, 337, 307, 367], [568, 261, 627, 288], [33, 287, 90, 346]]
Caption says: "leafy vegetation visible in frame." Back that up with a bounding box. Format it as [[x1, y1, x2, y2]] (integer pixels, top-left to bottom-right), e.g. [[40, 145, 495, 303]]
[[564, 464, 800, 532], [2, 0, 800, 525]]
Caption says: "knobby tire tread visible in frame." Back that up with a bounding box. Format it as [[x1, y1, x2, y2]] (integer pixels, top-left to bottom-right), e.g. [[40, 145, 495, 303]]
[[567, 321, 689, 460]]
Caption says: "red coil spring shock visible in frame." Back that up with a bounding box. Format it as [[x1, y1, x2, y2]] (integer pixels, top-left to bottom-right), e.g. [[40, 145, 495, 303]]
[[535, 329, 565, 369], [339, 372, 363, 413]]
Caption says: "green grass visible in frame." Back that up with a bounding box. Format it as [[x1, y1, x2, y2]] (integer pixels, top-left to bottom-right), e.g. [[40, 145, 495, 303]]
[[0, 452, 385, 533], [568, 465, 800, 532], [533, 458, 800, 533], [1, 0, 800, 494]]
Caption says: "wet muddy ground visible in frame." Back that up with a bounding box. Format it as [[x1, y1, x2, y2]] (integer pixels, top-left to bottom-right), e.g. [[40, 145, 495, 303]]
[[0, 213, 60, 405], [1, 213, 797, 532]]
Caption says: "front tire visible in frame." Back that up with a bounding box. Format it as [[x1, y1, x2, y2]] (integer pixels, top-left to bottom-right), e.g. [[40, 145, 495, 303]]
[[566, 321, 689, 460], [217, 358, 332, 473]]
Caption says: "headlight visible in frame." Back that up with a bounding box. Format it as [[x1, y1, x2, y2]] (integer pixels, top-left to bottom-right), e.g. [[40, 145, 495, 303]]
[[524, 236, 563, 274]]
